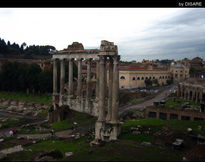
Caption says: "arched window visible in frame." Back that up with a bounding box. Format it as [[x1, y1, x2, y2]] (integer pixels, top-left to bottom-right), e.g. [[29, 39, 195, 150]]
[[145, 77, 148, 80], [162, 76, 164, 79], [132, 77, 136, 80], [153, 76, 155, 79], [137, 77, 140, 80], [159, 76, 161, 79], [141, 77, 144, 80], [120, 76, 125, 80]]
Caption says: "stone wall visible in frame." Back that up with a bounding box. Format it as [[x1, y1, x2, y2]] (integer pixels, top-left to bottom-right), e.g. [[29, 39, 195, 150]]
[[63, 97, 99, 117], [145, 106, 205, 121], [0, 98, 51, 116]]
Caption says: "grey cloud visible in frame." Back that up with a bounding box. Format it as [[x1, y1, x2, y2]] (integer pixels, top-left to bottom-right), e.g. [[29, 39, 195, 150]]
[[119, 9, 205, 61]]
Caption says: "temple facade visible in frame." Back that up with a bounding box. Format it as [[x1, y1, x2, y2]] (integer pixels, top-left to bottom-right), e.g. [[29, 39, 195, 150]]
[[50, 40, 121, 141]]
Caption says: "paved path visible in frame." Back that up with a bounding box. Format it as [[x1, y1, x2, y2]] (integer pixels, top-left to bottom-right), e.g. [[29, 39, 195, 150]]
[[17, 129, 73, 139], [0, 110, 37, 120], [119, 84, 176, 116]]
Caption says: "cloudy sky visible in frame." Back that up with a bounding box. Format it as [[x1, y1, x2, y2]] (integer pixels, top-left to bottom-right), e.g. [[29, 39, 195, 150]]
[[0, 8, 204, 61]]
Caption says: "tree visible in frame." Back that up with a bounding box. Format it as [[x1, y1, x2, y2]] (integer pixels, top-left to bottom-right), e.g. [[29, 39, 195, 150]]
[[145, 78, 152, 88], [166, 79, 173, 85]]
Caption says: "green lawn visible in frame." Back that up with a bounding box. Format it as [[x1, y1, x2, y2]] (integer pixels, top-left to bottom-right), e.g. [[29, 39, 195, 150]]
[[51, 111, 97, 131], [65, 140, 181, 161], [0, 118, 19, 128], [121, 118, 205, 135], [27, 137, 89, 155], [130, 98, 142, 105], [0, 91, 52, 104], [165, 97, 200, 109]]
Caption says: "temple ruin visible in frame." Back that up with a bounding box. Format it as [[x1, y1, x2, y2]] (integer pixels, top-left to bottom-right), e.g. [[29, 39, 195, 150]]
[[50, 40, 121, 141], [177, 78, 205, 104]]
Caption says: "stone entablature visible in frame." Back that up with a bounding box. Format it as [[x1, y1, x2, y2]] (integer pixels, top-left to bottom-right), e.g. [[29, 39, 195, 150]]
[[51, 40, 121, 142]]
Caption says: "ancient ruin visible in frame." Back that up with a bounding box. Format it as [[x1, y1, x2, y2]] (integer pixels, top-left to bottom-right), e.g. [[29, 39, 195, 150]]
[[50, 40, 121, 141], [177, 78, 205, 104]]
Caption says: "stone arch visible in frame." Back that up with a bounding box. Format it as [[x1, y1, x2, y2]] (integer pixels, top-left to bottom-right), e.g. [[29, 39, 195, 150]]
[[120, 76, 125, 80]]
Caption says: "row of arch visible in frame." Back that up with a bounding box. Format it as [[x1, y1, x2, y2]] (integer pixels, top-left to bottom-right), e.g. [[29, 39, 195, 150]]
[[120, 75, 171, 80]]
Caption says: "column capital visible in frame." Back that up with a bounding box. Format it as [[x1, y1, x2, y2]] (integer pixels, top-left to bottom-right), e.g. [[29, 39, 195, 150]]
[[51, 58, 58, 62], [77, 58, 83, 61], [99, 55, 106, 64], [86, 58, 92, 64], [112, 55, 120, 64], [68, 58, 74, 61]]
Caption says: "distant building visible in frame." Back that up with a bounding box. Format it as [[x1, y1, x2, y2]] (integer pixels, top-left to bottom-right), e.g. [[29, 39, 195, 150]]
[[189, 57, 205, 78], [170, 62, 190, 83], [119, 64, 171, 89]]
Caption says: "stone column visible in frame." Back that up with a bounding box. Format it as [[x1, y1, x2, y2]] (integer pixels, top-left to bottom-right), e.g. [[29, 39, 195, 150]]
[[86, 58, 92, 112], [111, 55, 120, 123], [177, 84, 181, 97], [68, 58, 74, 96], [192, 90, 194, 101], [181, 87, 184, 99], [53, 59, 58, 110], [53, 59, 58, 95], [86, 59, 92, 98], [195, 90, 198, 103], [98, 55, 106, 121], [104, 57, 107, 98], [60, 59, 65, 95], [199, 90, 203, 103], [106, 57, 113, 121], [95, 60, 100, 99], [77, 58, 83, 98]]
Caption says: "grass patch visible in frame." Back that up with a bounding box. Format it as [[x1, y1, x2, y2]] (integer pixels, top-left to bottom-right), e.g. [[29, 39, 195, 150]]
[[122, 118, 164, 128], [119, 133, 152, 142], [0, 91, 52, 104], [65, 140, 181, 161], [0, 119, 19, 128], [1, 151, 38, 161], [27, 137, 88, 155], [122, 118, 205, 135], [130, 99, 141, 105], [165, 97, 200, 109], [51, 110, 97, 131]]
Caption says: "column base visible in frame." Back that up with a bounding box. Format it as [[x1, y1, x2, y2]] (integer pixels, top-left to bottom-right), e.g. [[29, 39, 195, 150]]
[[52, 93, 60, 108], [95, 120, 121, 141]]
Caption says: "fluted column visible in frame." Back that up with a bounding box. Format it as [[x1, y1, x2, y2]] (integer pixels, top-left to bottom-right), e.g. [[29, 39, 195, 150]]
[[98, 55, 106, 121], [104, 57, 107, 98], [53, 59, 58, 110], [86, 59, 92, 105], [111, 55, 120, 123], [68, 58, 74, 96], [192, 90, 194, 101], [199, 90, 203, 103], [106, 57, 113, 121], [96, 60, 100, 99], [60, 59, 65, 95], [53, 59, 58, 95], [77, 58, 82, 98]]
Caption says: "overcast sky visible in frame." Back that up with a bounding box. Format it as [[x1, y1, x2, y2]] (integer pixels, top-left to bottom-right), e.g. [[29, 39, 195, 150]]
[[0, 8, 204, 61]]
